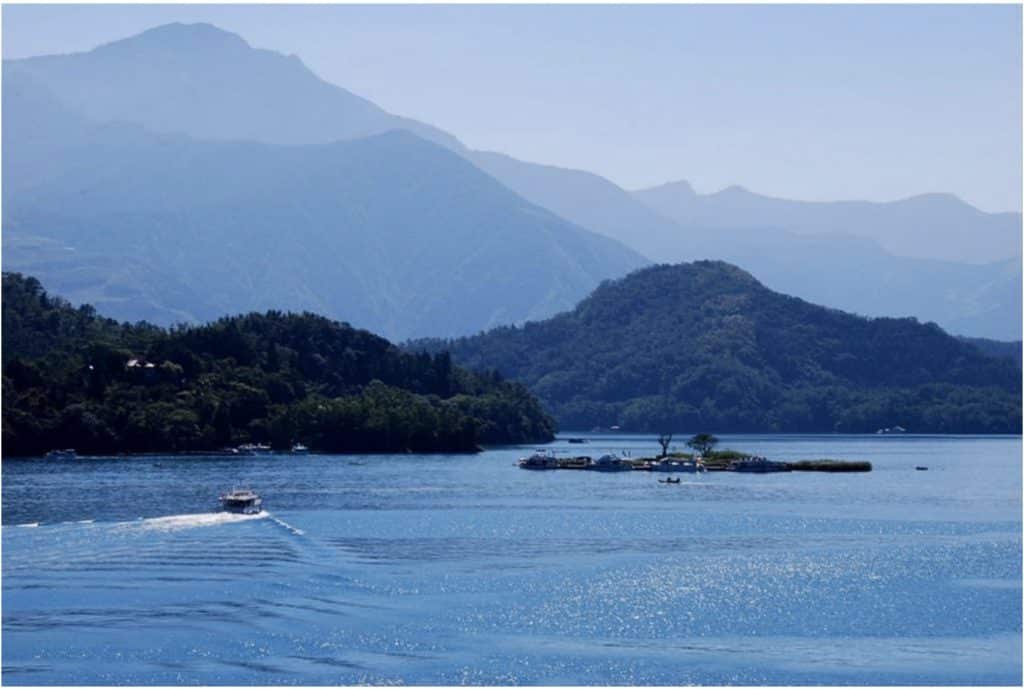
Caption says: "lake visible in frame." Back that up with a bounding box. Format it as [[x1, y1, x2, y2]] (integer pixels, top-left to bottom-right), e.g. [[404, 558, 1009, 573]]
[[3, 434, 1021, 685]]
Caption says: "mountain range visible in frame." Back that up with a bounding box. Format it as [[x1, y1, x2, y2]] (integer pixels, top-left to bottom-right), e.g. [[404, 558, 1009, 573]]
[[3, 59, 644, 340], [3, 22, 1021, 340], [414, 261, 1021, 434]]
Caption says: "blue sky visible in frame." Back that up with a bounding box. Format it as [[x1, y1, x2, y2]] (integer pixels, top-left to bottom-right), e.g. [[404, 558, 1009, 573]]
[[4, 4, 1021, 212]]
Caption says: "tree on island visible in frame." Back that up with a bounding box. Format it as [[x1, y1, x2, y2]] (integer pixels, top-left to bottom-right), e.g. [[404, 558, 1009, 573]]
[[686, 433, 718, 456], [657, 432, 673, 457]]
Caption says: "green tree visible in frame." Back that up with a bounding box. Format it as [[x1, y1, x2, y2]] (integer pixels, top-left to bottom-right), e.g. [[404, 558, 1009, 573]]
[[686, 432, 718, 456]]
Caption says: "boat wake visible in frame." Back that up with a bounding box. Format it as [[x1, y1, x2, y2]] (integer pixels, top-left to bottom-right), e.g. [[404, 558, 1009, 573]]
[[269, 516, 305, 536], [117, 511, 268, 533]]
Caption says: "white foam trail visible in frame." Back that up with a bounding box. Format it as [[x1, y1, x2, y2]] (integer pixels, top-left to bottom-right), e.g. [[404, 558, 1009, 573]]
[[270, 516, 305, 536], [117, 511, 267, 533]]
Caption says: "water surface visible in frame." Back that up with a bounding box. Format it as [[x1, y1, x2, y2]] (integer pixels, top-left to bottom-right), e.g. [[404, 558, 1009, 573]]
[[3, 434, 1021, 685]]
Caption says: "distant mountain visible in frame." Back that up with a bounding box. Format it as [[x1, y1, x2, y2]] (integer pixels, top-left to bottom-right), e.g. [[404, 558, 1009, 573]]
[[655, 224, 1022, 341], [465, 151, 687, 259], [8, 22, 461, 150], [466, 156, 1022, 340], [633, 181, 1022, 265], [5, 22, 1020, 340], [3, 68, 646, 340], [418, 261, 1021, 433], [2, 272, 556, 456]]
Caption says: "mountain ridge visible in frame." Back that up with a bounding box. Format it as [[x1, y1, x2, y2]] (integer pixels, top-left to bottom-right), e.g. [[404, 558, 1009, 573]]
[[2, 69, 647, 339], [5, 21, 1020, 340], [418, 260, 1021, 433]]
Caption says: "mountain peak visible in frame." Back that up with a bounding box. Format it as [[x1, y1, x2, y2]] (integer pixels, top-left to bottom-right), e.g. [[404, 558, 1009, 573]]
[[631, 179, 696, 198], [96, 22, 251, 56]]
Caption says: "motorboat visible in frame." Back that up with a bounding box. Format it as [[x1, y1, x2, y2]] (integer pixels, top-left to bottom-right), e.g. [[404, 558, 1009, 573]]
[[559, 456, 592, 470], [291, 443, 310, 455], [518, 451, 560, 469], [219, 488, 263, 514], [589, 453, 633, 472], [651, 458, 706, 473], [236, 443, 273, 456], [658, 477, 682, 484], [44, 449, 77, 460]]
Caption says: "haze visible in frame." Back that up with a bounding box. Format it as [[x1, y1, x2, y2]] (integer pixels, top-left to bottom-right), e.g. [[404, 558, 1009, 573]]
[[4, 3, 1021, 213]]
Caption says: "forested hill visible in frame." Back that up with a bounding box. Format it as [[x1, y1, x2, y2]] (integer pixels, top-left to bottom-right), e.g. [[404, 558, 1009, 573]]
[[2, 273, 555, 456], [414, 262, 1022, 434], [958, 336, 1023, 370]]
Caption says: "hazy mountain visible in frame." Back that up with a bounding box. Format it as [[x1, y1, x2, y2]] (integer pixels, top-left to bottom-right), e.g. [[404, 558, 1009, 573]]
[[420, 261, 1021, 433], [2, 70, 646, 340], [634, 180, 1022, 265], [6, 22, 1020, 340], [465, 151, 687, 258], [660, 225, 1022, 341], [7, 22, 461, 150], [466, 155, 1022, 340]]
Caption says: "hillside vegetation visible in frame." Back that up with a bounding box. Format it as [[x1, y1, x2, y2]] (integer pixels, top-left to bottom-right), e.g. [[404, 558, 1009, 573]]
[[2, 274, 555, 456], [416, 262, 1021, 433]]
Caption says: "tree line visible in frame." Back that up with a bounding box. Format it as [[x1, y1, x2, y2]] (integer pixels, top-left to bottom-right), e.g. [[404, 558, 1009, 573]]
[[2, 273, 556, 456]]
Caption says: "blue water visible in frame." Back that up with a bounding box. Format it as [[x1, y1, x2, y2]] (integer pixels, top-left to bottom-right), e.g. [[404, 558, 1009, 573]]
[[3, 434, 1021, 685]]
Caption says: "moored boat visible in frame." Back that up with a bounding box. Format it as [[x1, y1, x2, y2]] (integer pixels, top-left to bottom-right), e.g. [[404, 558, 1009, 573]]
[[589, 453, 633, 472], [518, 451, 559, 469], [651, 458, 706, 473]]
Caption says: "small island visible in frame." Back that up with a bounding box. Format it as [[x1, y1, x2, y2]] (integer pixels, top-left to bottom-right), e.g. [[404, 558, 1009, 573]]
[[519, 433, 872, 473]]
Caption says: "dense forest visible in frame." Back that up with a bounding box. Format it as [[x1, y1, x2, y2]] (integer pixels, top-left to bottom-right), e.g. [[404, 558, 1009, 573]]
[[412, 261, 1022, 434], [2, 273, 555, 456], [958, 336, 1023, 370]]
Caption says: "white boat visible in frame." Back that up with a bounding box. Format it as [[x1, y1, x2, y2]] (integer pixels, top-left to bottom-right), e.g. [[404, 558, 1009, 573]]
[[219, 488, 263, 514], [589, 453, 633, 472], [236, 443, 273, 456], [518, 451, 559, 469], [651, 458, 706, 473], [291, 443, 310, 455], [44, 449, 77, 460]]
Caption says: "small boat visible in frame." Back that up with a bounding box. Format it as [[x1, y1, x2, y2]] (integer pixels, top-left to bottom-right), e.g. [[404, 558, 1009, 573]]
[[518, 451, 560, 470], [44, 449, 77, 460], [567, 438, 588, 444], [589, 453, 633, 472], [291, 443, 310, 455], [219, 488, 263, 514], [915, 466, 928, 471], [236, 443, 273, 456], [558, 456, 592, 470], [658, 477, 681, 484], [651, 458, 706, 473]]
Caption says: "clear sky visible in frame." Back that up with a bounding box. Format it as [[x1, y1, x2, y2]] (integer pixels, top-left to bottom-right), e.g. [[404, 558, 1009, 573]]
[[4, 4, 1021, 212]]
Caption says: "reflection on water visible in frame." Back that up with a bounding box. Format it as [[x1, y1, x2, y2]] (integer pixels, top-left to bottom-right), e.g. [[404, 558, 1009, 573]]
[[3, 434, 1021, 684]]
